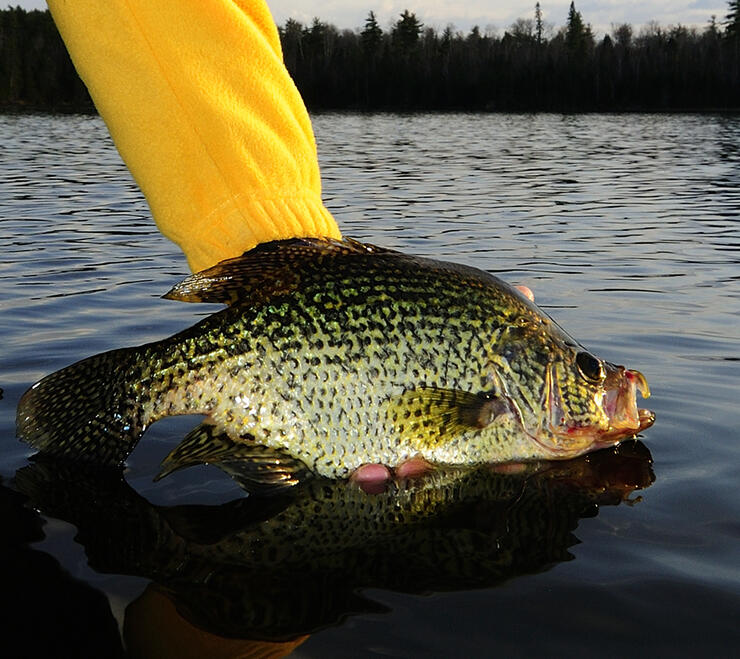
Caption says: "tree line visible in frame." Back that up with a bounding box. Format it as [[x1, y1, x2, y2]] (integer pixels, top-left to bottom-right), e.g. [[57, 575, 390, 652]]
[[0, 7, 92, 111], [2, 2, 740, 113]]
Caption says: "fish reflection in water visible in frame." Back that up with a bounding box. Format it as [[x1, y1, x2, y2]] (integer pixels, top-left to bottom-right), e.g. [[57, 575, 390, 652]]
[[14, 441, 653, 651]]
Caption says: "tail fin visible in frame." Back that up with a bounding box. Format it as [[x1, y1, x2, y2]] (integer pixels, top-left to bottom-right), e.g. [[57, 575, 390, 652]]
[[17, 347, 148, 466]]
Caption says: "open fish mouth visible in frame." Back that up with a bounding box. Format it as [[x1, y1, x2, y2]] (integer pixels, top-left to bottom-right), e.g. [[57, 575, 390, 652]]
[[600, 366, 654, 443], [536, 363, 654, 458]]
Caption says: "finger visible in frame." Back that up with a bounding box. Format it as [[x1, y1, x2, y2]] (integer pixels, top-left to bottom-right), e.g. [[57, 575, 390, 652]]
[[515, 285, 534, 302]]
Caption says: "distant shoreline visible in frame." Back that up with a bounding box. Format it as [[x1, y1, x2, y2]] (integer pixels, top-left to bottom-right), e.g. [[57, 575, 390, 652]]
[[2, 7, 739, 114], [4, 103, 739, 116]]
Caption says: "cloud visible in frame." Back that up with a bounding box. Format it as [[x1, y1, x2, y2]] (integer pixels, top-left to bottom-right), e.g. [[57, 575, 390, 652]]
[[10, 0, 725, 34], [267, 1, 723, 35], [688, 0, 724, 8]]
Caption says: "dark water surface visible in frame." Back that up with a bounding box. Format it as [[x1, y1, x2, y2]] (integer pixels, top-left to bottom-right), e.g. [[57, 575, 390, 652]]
[[1, 113, 738, 657]]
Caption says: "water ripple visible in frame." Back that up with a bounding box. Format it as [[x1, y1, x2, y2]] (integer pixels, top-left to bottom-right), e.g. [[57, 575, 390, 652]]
[[1, 111, 738, 655]]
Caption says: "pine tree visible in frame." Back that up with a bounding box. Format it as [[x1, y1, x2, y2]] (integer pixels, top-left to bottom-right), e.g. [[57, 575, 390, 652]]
[[565, 2, 593, 53], [393, 10, 423, 52], [535, 2, 544, 44], [361, 11, 382, 55], [726, 0, 740, 38]]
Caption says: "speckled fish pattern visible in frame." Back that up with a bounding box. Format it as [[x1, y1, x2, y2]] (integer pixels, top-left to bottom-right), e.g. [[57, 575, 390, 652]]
[[17, 237, 631, 477]]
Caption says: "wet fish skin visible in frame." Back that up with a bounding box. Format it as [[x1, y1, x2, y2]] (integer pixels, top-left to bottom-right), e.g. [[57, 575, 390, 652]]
[[17, 238, 652, 477]]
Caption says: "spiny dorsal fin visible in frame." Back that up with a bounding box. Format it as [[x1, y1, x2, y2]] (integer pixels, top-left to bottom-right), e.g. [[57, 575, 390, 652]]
[[388, 387, 511, 449], [163, 236, 395, 305], [156, 422, 311, 494]]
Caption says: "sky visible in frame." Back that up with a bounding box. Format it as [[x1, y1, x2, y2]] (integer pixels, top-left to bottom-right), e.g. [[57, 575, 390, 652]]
[[14, 1, 731, 37]]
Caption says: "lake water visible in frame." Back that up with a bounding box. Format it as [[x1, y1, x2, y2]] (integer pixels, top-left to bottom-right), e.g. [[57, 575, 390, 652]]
[[1, 113, 738, 657]]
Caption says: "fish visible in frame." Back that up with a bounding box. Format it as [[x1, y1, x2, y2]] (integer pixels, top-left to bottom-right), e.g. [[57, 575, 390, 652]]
[[16, 237, 654, 481]]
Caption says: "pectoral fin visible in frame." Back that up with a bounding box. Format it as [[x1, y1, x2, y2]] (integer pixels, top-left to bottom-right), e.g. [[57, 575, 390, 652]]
[[388, 387, 510, 448], [156, 422, 311, 493]]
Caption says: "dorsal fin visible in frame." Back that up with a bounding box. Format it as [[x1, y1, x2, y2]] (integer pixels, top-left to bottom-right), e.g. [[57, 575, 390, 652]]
[[163, 236, 395, 305]]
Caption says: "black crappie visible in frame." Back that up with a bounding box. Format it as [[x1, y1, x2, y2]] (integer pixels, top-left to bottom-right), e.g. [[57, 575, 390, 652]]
[[17, 237, 653, 479]]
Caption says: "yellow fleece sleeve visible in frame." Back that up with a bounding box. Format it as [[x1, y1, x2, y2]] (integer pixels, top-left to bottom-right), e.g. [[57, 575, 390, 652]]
[[46, 0, 341, 273]]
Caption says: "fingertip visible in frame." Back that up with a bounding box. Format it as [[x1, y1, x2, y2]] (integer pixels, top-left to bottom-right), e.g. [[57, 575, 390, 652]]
[[515, 285, 534, 302], [350, 463, 392, 493], [395, 457, 433, 479]]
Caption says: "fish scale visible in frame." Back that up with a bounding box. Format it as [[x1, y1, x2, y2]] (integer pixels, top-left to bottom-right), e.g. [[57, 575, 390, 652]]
[[17, 237, 652, 480]]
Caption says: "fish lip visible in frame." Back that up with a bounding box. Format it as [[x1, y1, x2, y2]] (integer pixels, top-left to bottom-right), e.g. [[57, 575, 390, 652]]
[[638, 407, 656, 429]]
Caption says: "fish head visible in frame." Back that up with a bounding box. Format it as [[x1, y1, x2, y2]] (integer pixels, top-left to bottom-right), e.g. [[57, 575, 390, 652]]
[[536, 351, 654, 457], [487, 298, 653, 460]]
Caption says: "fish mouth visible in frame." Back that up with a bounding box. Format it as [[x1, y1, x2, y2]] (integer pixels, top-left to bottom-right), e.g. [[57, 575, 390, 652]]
[[598, 366, 654, 445], [535, 363, 654, 458]]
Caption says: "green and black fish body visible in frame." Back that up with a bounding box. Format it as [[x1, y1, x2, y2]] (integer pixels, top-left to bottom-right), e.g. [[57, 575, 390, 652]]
[[17, 237, 640, 479]]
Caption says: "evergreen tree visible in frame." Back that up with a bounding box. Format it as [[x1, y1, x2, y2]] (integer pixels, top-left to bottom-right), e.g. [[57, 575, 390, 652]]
[[726, 0, 740, 38], [440, 25, 454, 55], [468, 25, 482, 43], [361, 11, 382, 55], [279, 18, 304, 70], [535, 2, 544, 44], [393, 10, 423, 52], [306, 17, 336, 60], [565, 2, 592, 53], [707, 15, 719, 37]]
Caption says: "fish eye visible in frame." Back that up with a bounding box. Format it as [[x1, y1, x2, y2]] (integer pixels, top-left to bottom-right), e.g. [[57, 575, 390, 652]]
[[576, 351, 605, 383]]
